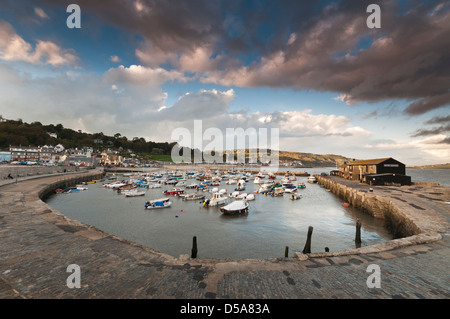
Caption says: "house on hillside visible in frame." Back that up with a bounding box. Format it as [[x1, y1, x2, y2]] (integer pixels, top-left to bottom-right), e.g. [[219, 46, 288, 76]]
[[339, 157, 411, 185], [99, 150, 123, 166]]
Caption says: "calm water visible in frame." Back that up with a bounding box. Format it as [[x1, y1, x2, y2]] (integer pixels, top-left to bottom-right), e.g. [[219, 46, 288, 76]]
[[45, 168, 393, 259]]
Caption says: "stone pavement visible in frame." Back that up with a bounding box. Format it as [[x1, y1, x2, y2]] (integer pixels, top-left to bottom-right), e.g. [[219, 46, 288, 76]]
[[0, 172, 449, 301]]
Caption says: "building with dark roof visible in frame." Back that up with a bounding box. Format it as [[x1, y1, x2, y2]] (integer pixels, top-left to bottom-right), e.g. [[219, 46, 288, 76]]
[[339, 157, 411, 186]]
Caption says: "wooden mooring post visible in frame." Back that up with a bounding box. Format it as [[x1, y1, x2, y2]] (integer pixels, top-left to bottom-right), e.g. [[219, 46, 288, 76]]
[[302, 226, 313, 254], [191, 236, 198, 258], [355, 219, 362, 247], [285, 246, 289, 258]]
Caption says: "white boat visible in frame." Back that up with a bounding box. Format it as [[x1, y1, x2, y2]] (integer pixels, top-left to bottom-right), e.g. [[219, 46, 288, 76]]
[[147, 183, 162, 188], [254, 177, 262, 184], [220, 200, 249, 215], [209, 187, 219, 193], [229, 191, 241, 198], [204, 192, 228, 207], [186, 183, 199, 189], [182, 193, 206, 201], [237, 192, 255, 200], [145, 200, 172, 209], [226, 179, 237, 185], [76, 185, 88, 190], [125, 190, 146, 197], [175, 181, 187, 187], [290, 193, 301, 200], [284, 187, 297, 194], [307, 176, 317, 183]]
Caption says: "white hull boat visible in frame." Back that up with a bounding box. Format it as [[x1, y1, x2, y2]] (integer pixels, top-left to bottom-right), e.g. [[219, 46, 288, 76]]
[[220, 200, 249, 215]]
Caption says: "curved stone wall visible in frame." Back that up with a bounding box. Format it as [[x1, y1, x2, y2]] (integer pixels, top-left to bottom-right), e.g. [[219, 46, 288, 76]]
[[316, 176, 421, 238]]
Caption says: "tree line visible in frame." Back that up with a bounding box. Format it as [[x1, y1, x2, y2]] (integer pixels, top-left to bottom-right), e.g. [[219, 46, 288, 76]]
[[0, 119, 176, 156]]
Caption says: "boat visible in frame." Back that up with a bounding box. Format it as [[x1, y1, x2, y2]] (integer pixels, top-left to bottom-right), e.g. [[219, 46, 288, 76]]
[[118, 184, 137, 192], [175, 181, 187, 187], [186, 183, 199, 189], [226, 179, 237, 185], [229, 191, 241, 198], [145, 200, 172, 209], [290, 194, 301, 200], [237, 193, 255, 200], [297, 182, 306, 189], [307, 176, 317, 184], [145, 197, 170, 205], [147, 183, 162, 189], [204, 192, 228, 207], [220, 200, 249, 215], [235, 185, 246, 191], [125, 190, 146, 197], [284, 187, 297, 194], [254, 177, 262, 184], [271, 188, 284, 197], [183, 193, 206, 201], [164, 188, 185, 195], [76, 185, 88, 190]]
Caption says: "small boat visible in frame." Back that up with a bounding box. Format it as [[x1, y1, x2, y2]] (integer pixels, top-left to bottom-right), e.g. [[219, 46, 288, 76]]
[[147, 183, 162, 188], [186, 183, 199, 189], [290, 194, 301, 200], [342, 202, 350, 207], [229, 191, 241, 198], [220, 200, 249, 215], [297, 182, 306, 189], [271, 188, 284, 197], [76, 185, 88, 191], [183, 193, 206, 201], [226, 179, 237, 185], [145, 200, 172, 209], [145, 198, 170, 205], [164, 188, 185, 195], [204, 192, 228, 207], [125, 190, 146, 197], [237, 193, 255, 201], [284, 187, 297, 194], [307, 176, 317, 184], [175, 181, 186, 187], [118, 184, 137, 192]]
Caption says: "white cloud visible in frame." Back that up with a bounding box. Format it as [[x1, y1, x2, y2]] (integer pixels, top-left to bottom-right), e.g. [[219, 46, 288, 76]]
[[110, 55, 121, 63], [0, 20, 77, 67], [34, 7, 49, 20]]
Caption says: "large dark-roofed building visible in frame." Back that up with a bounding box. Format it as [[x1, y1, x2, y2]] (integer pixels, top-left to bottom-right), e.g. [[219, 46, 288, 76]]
[[339, 157, 411, 186]]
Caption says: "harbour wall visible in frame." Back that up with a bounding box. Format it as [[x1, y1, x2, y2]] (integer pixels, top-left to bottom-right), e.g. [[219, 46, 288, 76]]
[[316, 175, 421, 238], [0, 165, 81, 180], [37, 170, 105, 201]]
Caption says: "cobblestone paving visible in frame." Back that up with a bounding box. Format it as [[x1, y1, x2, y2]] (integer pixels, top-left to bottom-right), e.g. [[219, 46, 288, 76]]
[[0, 173, 449, 299]]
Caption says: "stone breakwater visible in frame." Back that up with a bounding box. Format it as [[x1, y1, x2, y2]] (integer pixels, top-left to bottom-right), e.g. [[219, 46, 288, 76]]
[[316, 175, 421, 238]]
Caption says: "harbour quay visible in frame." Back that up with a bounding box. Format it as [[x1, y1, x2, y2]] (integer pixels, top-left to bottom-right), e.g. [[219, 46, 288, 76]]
[[0, 168, 449, 299]]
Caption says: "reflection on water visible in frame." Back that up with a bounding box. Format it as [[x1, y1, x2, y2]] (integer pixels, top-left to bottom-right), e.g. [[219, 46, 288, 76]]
[[46, 170, 393, 259]]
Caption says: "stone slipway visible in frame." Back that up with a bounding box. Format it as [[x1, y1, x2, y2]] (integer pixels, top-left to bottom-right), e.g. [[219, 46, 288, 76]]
[[0, 170, 449, 299]]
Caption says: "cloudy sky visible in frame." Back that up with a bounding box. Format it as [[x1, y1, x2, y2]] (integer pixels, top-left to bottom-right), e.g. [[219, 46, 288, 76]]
[[0, 0, 449, 165]]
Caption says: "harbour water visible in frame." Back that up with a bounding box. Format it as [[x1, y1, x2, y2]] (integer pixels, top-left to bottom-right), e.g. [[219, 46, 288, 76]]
[[45, 168, 393, 259]]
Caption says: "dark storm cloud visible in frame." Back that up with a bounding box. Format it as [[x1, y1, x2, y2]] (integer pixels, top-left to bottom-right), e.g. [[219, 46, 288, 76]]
[[411, 124, 450, 137], [36, 0, 450, 114]]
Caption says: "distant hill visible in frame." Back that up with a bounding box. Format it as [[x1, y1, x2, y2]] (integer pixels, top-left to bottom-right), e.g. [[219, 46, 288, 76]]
[[408, 163, 450, 169], [0, 118, 350, 166], [278, 151, 348, 167]]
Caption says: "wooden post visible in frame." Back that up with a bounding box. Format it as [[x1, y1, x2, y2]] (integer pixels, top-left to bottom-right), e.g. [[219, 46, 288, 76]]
[[285, 246, 289, 258], [191, 236, 198, 258], [302, 226, 313, 254], [355, 219, 362, 245]]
